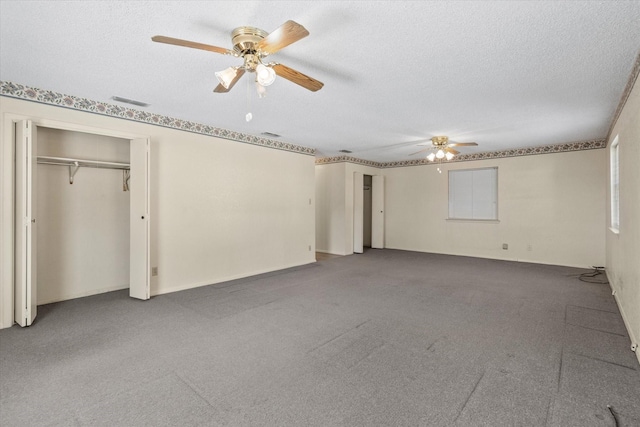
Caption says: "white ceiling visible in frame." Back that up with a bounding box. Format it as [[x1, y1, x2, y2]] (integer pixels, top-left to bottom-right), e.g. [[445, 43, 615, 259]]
[[1, 1, 639, 162]]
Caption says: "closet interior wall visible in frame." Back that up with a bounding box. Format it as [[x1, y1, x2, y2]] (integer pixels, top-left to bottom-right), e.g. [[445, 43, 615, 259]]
[[363, 175, 372, 247], [36, 127, 130, 304]]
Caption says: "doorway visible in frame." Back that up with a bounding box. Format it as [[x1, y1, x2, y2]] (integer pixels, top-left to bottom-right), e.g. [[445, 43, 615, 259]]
[[353, 172, 384, 254], [363, 175, 372, 249]]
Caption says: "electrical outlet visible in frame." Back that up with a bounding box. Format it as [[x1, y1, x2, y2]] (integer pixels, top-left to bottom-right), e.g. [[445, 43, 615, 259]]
[[152, 267, 158, 276], [502, 243, 508, 250], [527, 244, 533, 251]]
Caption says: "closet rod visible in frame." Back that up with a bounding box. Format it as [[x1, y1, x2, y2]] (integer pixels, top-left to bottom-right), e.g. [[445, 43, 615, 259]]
[[36, 156, 130, 170]]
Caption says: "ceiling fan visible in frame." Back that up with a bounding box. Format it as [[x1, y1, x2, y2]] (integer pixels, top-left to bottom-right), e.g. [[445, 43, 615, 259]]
[[152, 20, 324, 93], [409, 136, 478, 161]]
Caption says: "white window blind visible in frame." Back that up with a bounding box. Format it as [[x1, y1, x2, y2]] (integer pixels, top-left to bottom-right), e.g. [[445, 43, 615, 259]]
[[448, 167, 498, 220], [610, 136, 620, 231]]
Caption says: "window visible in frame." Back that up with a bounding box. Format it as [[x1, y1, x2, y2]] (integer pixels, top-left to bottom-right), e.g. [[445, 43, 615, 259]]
[[610, 136, 620, 232], [448, 167, 498, 220]]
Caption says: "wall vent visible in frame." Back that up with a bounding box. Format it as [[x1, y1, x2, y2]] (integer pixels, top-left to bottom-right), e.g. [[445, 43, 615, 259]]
[[111, 96, 150, 107], [261, 132, 281, 138]]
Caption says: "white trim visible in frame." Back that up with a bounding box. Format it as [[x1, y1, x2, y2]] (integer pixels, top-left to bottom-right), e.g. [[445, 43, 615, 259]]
[[151, 260, 316, 297], [37, 285, 129, 306], [446, 219, 500, 223], [609, 136, 620, 231]]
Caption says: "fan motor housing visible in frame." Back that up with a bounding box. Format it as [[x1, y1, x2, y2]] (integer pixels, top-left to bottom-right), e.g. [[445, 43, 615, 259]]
[[432, 136, 449, 147], [231, 26, 268, 55]]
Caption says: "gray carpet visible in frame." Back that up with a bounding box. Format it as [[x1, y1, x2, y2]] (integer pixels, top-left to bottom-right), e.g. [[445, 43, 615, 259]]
[[1, 249, 638, 426]]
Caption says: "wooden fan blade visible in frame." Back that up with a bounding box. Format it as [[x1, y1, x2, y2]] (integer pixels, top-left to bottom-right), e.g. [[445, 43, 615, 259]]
[[445, 147, 460, 155], [272, 63, 324, 92], [152, 35, 233, 55], [448, 142, 478, 147], [258, 20, 309, 55], [409, 148, 430, 156], [213, 68, 245, 93]]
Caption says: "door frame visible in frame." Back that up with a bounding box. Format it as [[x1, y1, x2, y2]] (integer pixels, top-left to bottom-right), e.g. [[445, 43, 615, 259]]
[[1, 113, 151, 328], [371, 175, 385, 249], [352, 172, 384, 254], [353, 172, 364, 254]]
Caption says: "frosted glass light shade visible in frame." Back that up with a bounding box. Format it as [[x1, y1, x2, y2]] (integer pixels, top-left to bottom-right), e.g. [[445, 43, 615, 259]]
[[215, 67, 238, 89], [256, 64, 276, 86], [427, 153, 436, 161], [436, 149, 445, 159], [445, 151, 455, 160]]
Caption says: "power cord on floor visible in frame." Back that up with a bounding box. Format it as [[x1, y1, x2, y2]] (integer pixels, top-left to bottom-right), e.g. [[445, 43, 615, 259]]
[[579, 266, 609, 284], [607, 404, 620, 427]]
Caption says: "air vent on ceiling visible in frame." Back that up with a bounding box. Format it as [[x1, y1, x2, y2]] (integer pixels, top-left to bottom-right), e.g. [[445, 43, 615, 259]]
[[261, 132, 281, 138], [111, 96, 150, 107], [339, 149, 352, 153]]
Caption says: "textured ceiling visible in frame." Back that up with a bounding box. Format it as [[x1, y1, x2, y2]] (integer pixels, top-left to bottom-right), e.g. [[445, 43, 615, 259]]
[[1, 1, 639, 162]]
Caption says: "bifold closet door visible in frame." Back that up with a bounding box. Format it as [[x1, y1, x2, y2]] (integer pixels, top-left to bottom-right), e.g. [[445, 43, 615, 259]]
[[15, 120, 37, 326], [129, 138, 150, 300], [353, 172, 364, 254], [371, 175, 384, 249]]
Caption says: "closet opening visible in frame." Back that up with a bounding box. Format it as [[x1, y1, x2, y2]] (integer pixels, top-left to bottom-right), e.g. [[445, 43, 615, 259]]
[[37, 127, 131, 305], [353, 172, 384, 254], [14, 119, 150, 327]]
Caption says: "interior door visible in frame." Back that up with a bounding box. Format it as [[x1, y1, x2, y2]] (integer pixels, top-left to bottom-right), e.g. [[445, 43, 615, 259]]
[[353, 172, 364, 254], [15, 120, 37, 326], [129, 138, 150, 300], [371, 175, 385, 249]]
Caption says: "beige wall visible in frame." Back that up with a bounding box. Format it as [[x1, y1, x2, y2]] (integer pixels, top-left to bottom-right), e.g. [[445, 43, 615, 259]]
[[316, 150, 606, 267], [315, 162, 382, 255], [606, 73, 640, 363], [384, 150, 606, 268], [315, 162, 346, 254], [1, 97, 316, 328]]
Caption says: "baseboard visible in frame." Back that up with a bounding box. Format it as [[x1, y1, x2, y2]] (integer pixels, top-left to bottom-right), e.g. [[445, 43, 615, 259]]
[[152, 259, 317, 297], [383, 245, 595, 269], [315, 249, 347, 255], [609, 281, 640, 367], [37, 284, 129, 306]]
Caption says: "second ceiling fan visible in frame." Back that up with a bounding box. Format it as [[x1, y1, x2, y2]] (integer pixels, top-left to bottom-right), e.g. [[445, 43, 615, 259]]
[[410, 136, 478, 161], [152, 20, 324, 93]]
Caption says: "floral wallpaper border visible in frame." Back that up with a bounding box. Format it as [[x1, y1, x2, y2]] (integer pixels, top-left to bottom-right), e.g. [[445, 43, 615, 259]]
[[315, 155, 385, 168], [0, 81, 316, 156], [316, 139, 607, 169], [0, 81, 608, 167]]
